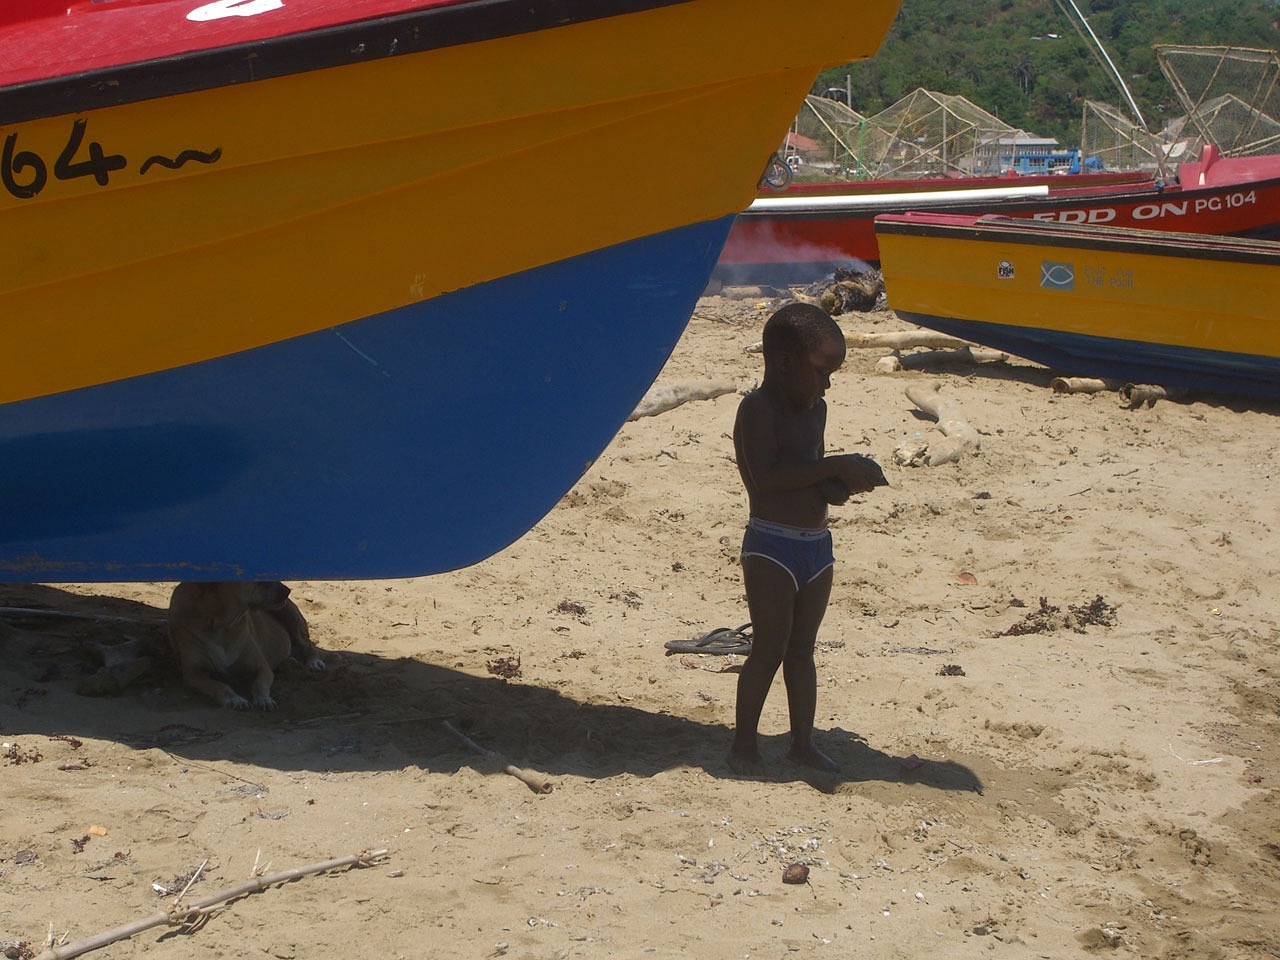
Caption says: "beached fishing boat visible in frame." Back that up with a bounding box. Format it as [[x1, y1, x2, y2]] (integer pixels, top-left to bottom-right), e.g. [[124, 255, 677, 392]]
[[0, 0, 900, 582], [759, 164, 1150, 199], [716, 147, 1280, 283], [874, 211, 1280, 398]]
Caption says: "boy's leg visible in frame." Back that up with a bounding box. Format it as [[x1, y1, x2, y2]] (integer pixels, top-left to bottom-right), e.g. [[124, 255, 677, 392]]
[[728, 555, 796, 775], [784, 566, 838, 772]]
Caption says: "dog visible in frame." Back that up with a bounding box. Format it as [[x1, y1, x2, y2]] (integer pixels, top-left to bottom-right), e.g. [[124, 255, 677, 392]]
[[167, 581, 326, 710]]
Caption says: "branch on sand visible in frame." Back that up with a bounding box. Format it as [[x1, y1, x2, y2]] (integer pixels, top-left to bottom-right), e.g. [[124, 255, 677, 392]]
[[441, 720, 553, 795], [628, 380, 736, 421], [894, 383, 982, 467], [32, 850, 390, 960]]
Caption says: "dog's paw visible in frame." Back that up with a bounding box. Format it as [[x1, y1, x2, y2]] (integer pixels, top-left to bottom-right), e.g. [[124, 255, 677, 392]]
[[253, 695, 279, 711], [306, 655, 327, 673], [223, 694, 251, 710]]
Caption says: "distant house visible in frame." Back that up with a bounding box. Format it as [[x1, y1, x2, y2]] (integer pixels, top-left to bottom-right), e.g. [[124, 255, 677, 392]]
[[783, 130, 824, 162], [974, 132, 1070, 175]]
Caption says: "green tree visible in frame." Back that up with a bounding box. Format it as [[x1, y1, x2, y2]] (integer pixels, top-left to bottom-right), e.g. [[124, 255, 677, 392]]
[[816, 0, 1280, 144]]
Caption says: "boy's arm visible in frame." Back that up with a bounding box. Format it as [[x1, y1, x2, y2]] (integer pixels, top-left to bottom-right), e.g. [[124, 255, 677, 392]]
[[739, 396, 884, 495], [737, 396, 836, 494]]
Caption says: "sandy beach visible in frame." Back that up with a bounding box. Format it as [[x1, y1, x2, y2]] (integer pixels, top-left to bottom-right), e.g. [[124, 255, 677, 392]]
[[3, 293, 1279, 959]]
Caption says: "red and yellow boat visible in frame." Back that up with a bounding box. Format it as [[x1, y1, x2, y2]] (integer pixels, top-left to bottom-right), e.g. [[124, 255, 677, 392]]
[[717, 147, 1280, 284], [0, 0, 899, 582]]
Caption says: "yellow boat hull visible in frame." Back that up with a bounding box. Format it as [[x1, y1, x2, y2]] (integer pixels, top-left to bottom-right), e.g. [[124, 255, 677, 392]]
[[0, 0, 901, 580], [877, 213, 1280, 397]]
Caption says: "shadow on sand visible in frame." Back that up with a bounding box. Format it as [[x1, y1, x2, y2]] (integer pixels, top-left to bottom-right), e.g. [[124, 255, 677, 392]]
[[897, 356, 1280, 416], [0, 584, 983, 796]]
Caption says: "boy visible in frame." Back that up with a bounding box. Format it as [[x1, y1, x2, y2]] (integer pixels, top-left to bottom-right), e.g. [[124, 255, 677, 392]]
[[729, 302, 885, 775]]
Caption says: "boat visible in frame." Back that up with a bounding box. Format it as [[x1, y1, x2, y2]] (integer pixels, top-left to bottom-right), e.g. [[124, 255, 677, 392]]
[[0, 0, 900, 583], [873, 210, 1280, 398], [715, 146, 1280, 284], [759, 163, 1150, 199]]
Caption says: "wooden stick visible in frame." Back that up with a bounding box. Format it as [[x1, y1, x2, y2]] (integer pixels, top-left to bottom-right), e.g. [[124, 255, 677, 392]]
[[32, 850, 389, 960], [441, 720, 553, 794], [627, 380, 735, 421]]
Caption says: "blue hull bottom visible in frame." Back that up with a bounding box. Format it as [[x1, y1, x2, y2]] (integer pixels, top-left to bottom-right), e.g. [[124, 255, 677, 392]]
[[0, 217, 734, 582], [897, 312, 1280, 399]]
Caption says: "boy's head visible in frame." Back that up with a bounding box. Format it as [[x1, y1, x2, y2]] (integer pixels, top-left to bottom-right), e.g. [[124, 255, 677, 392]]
[[761, 302, 844, 361], [760, 303, 846, 410]]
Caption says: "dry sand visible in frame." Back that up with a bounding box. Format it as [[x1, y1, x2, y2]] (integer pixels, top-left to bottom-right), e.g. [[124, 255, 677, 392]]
[[2, 295, 1279, 959]]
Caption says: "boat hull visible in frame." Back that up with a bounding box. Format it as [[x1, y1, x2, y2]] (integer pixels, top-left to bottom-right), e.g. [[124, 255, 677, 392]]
[[717, 152, 1280, 284], [875, 212, 1280, 398], [1, 220, 730, 581], [0, 0, 902, 581]]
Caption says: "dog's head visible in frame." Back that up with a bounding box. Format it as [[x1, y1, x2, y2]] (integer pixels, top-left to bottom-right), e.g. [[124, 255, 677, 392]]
[[243, 581, 291, 610]]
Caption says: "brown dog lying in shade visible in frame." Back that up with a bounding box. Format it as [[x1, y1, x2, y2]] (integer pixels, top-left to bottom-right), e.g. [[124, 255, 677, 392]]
[[167, 581, 326, 710]]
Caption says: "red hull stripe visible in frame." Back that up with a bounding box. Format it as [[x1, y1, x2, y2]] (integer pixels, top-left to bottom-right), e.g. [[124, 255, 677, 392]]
[[0, 0, 691, 125]]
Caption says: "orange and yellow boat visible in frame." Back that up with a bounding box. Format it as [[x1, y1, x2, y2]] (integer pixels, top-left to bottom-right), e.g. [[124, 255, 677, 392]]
[[0, 0, 899, 581]]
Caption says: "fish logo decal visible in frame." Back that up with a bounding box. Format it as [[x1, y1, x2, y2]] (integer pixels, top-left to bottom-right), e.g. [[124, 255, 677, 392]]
[[1040, 261, 1074, 291]]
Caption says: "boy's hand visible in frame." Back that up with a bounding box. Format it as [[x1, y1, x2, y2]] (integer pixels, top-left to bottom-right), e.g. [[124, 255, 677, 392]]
[[834, 454, 888, 494], [818, 476, 851, 505]]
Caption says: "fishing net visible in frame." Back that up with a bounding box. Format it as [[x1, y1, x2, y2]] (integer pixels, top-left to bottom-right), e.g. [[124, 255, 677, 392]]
[[852, 88, 1018, 179], [1155, 44, 1280, 156], [778, 90, 994, 181], [1079, 100, 1165, 171], [780, 95, 869, 178]]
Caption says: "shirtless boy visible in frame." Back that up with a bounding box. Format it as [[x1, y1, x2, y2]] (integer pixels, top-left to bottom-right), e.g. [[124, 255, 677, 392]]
[[729, 302, 886, 775]]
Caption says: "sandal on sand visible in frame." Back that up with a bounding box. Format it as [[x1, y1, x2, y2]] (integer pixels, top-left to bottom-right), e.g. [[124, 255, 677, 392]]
[[664, 623, 752, 656]]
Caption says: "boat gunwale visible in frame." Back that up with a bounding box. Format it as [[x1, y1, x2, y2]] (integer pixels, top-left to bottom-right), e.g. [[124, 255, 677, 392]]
[[734, 173, 1280, 224], [0, 0, 693, 126], [874, 212, 1280, 267]]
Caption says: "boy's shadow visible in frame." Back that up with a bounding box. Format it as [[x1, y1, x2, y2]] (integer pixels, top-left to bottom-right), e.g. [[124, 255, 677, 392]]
[[0, 584, 982, 795], [754, 729, 984, 795]]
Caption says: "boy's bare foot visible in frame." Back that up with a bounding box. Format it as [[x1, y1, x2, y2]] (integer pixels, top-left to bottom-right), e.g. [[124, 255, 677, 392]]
[[787, 743, 839, 773], [726, 746, 768, 777]]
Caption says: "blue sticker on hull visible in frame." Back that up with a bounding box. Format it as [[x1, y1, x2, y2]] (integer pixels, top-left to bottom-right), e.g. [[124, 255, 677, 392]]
[[1040, 261, 1074, 290]]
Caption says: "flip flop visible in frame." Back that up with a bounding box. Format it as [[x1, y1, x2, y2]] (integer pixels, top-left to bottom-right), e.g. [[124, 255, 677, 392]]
[[664, 623, 752, 656]]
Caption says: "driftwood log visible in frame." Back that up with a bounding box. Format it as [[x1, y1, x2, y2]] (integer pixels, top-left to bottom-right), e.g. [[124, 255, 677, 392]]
[[1050, 377, 1118, 395], [628, 380, 735, 421], [1119, 383, 1169, 408], [844, 330, 971, 351], [718, 284, 788, 301], [747, 329, 975, 355], [1121, 381, 1172, 407], [894, 383, 982, 466], [876, 345, 1011, 372]]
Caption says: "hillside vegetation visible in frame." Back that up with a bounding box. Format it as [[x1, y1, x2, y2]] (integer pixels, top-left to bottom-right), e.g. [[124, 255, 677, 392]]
[[822, 0, 1280, 143]]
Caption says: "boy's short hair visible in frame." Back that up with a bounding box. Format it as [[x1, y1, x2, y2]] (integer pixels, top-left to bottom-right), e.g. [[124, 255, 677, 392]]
[[761, 302, 843, 359]]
